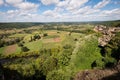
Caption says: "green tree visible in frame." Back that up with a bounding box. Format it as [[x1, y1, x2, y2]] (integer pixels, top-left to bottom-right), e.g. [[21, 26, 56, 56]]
[[42, 57, 58, 75], [21, 46, 29, 52]]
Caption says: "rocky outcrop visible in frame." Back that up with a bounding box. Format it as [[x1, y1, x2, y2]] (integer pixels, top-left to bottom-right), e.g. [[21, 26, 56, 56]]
[[98, 34, 115, 47], [94, 25, 120, 47]]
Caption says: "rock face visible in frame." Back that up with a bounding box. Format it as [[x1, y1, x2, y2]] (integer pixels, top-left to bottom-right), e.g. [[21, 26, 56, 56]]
[[74, 61, 120, 80], [94, 25, 120, 47]]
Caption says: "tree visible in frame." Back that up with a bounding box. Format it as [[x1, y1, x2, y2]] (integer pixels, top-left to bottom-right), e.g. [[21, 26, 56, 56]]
[[33, 34, 41, 41], [18, 43, 23, 47], [21, 46, 29, 52], [46, 70, 70, 80], [43, 33, 48, 37], [42, 57, 58, 75], [0, 40, 4, 47]]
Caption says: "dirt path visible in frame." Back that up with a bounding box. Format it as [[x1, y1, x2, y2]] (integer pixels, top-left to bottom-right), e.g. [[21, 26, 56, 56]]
[[4, 44, 17, 55]]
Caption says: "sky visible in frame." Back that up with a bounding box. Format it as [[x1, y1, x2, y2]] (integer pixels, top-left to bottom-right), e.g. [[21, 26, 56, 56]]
[[0, 0, 120, 22]]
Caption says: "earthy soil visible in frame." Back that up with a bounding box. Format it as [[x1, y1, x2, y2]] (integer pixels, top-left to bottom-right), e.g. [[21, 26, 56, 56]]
[[74, 61, 120, 80], [54, 37, 61, 42], [4, 44, 17, 55], [43, 37, 61, 43]]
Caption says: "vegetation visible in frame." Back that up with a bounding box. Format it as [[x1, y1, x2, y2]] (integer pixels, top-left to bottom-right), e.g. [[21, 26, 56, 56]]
[[0, 21, 120, 80]]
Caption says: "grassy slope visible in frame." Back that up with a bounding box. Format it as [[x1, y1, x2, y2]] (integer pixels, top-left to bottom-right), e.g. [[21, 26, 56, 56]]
[[25, 40, 42, 51], [0, 47, 5, 54], [74, 35, 102, 70], [9, 34, 28, 38], [62, 34, 102, 76]]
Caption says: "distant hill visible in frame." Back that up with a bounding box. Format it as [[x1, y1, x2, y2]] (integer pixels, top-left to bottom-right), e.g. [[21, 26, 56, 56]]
[[0, 20, 120, 29], [0, 23, 44, 29], [90, 20, 120, 27]]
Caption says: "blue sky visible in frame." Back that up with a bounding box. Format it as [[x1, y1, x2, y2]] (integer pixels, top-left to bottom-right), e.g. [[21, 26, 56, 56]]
[[0, 0, 120, 22]]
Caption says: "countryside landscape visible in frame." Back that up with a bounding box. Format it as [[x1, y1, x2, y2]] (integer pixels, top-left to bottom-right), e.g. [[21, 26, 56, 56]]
[[0, 0, 120, 80], [0, 21, 120, 80]]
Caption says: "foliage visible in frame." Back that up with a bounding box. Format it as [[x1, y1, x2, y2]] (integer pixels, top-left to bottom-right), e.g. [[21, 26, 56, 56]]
[[43, 33, 48, 37], [97, 32, 120, 68], [21, 46, 29, 52], [46, 70, 70, 80], [2, 22, 120, 80]]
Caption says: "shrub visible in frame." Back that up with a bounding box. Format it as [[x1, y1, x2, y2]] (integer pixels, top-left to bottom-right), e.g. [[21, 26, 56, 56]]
[[21, 46, 29, 52], [43, 33, 48, 37], [18, 43, 23, 47], [63, 44, 72, 49]]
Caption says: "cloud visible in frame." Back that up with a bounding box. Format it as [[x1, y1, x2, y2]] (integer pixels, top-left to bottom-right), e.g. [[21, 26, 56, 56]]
[[0, 0, 4, 6], [67, 0, 89, 11], [41, 0, 59, 5], [0, 0, 120, 22], [43, 10, 54, 16], [101, 8, 120, 16], [57, 0, 69, 7], [5, 0, 39, 11], [42, 6, 63, 18], [57, 0, 89, 11], [5, 0, 23, 5], [73, 6, 91, 14], [15, 2, 39, 10], [94, 0, 110, 9], [0, 0, 39, 22], [73, 6, 100, 15], [42, 9, 61, 18]]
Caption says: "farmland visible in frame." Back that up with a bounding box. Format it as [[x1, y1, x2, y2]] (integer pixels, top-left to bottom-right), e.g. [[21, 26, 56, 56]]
[[0, 22, 120, 80]]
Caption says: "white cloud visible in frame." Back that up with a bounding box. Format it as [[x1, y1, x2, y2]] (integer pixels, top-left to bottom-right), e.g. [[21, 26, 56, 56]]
[[42, 10, 61, 18], [43, 10, 54, 16], [5, 0, 23, 5], [5, 0, 39, 11], [101, 8, 120, 16], [41, 0, 59, 5], [85, 9, 100, 15], [57, 0, 89, 12], [94, 0, 110, 9], [0, 0, 120, 22], [57, 0, 69, 7], [73, 6, 91, 14], [67, 0, 89, 11], [73, 6, 100, 15], [0, 0, 4, 6], [5, 0, 40, 15], [54, 7, 63, 13], [0, 1, 39, 22], [15, 2, 39, 10]]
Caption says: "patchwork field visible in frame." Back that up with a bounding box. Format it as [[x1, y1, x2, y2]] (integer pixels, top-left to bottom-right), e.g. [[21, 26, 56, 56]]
[[0, 30, 76, 55]]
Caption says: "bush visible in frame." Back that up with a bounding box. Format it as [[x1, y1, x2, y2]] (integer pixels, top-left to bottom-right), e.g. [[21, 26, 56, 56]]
[[43, 33, 48, 37], [42, 57, 58, 75], [63, 44, 72, 49], [18, 43, 23, 47], [46, 70, 70, 80], [21, 46, 29, 52]]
